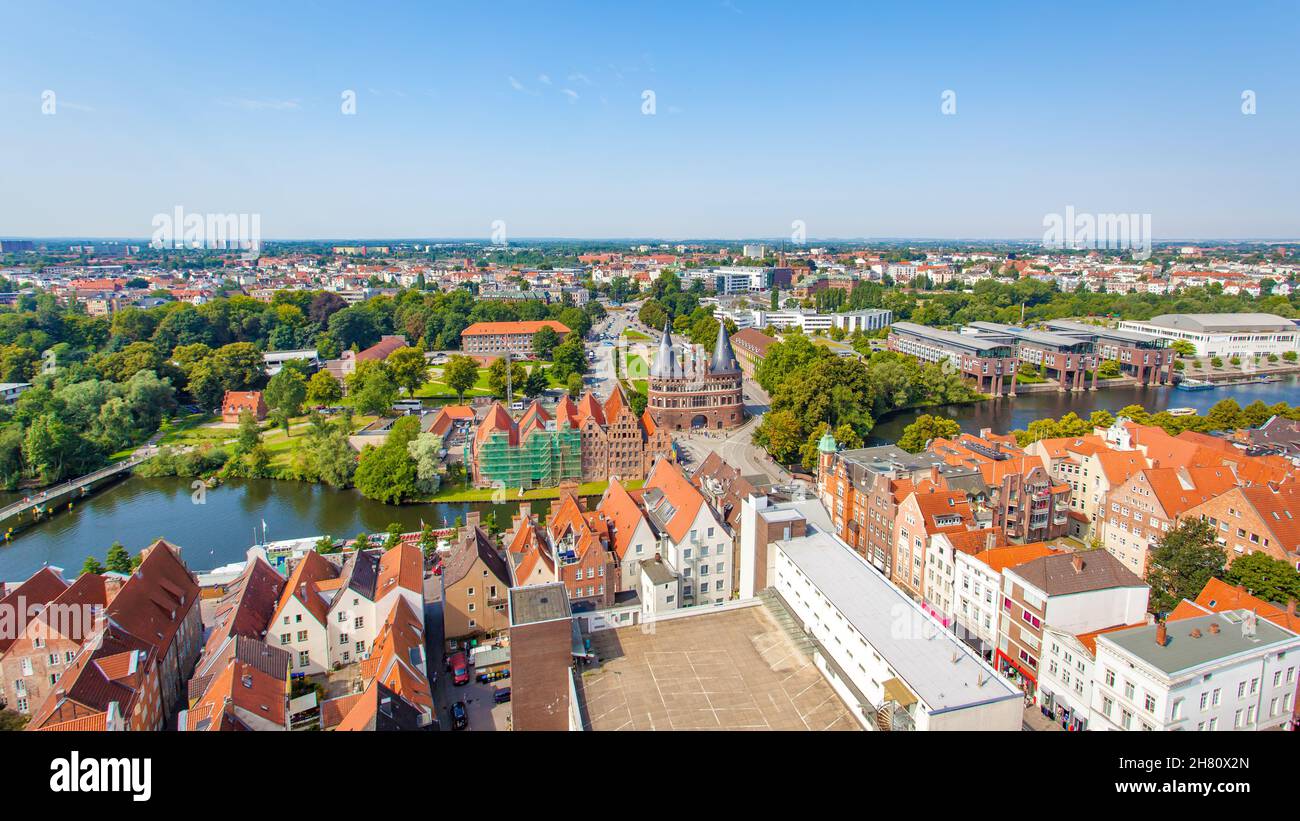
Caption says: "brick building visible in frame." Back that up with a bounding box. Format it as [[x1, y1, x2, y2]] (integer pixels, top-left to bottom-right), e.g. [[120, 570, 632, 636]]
[[460, 320, 570, 365], [645, 323, 745, 431], [996, 551, 1148, 698], [1183, 483, 1300, 569], [221, 390, 267, 423], [887, 321, 1019, 395]]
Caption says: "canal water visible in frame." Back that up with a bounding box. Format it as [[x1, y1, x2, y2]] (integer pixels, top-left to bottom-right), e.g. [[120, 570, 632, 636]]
[[3, 378, 1298, 581]]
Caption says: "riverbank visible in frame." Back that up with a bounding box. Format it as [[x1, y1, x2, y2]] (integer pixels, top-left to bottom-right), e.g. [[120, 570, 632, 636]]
[[427, 478, 642, 503]]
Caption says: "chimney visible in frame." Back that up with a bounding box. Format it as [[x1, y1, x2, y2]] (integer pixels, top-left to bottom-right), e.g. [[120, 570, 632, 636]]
[[1071, 554, 1084, 574], [1155, 621, 1167, 646], [466, 511, 481, 529], [1190, 628, 1202, 638], [1209, 622, 1221, 634], [930, 465, 939, 485], [985, 530, 996, 551], [1289, 599, 1297, 618]]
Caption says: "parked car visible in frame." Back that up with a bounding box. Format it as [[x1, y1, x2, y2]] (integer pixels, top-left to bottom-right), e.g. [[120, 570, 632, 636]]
[[492, 687, 511, 704], [449, 701, 468, 730], [449, 651, 469, 686]]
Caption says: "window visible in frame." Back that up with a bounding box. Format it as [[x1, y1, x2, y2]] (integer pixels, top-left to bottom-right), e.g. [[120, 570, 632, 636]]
[[339, 633, 349, 645], [280, 633, 291, 645], [297, 630, 308, 642], [299, 651, 309, 667], [354, 616, 363, 629]]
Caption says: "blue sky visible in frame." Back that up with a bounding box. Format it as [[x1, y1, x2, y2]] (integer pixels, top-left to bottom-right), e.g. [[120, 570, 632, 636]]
[[1, 0, 1297, 240]]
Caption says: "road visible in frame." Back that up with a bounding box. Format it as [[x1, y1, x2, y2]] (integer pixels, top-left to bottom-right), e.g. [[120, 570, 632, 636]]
[[424, 570, 511, 731], [585, 305, 791, 488]]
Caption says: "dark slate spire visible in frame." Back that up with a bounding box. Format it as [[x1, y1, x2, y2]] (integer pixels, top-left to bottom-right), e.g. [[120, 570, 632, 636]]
[[652, 321, 678, 379], [709, 320, 739, 375]]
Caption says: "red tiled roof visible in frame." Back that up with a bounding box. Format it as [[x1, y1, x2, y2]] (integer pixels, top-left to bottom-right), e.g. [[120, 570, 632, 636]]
[[461, 320, 570, 337]]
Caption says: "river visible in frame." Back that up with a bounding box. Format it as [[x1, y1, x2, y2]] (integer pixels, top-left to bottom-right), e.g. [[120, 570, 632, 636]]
[[3, 377, 1298, 581]]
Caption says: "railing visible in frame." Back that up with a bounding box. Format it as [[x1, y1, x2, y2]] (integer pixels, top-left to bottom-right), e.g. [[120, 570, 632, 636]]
[[0, 455, 146, 521]]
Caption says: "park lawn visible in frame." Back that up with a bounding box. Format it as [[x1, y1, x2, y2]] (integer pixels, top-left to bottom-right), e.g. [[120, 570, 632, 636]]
[[428, 478, 644, 503], [157, 412, 221, 446], [415, 365, 496, 401], [624, 353, 648, 381], [622, 329, 650, 342], [260, 414, 377, 468]]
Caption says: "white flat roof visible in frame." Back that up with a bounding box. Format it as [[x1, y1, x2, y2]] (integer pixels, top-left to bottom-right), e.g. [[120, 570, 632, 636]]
[[778, 530, 1020, 713]]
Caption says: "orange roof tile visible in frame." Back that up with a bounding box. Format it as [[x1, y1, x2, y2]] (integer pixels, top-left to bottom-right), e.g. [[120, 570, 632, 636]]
[[971, 542, 1058, 575], [461, 320, 570, 337]]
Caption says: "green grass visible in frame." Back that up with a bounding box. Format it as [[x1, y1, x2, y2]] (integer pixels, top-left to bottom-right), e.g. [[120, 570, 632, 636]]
[[157, 412, 220, 446], [415, 366, 496, 401], [428, 478, 644, 502], [622, 329, 650, 342], [624, 354, 648, 382]]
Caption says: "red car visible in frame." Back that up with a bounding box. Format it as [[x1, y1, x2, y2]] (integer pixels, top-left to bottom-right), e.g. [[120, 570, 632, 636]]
[[449, 652, 469, 686]]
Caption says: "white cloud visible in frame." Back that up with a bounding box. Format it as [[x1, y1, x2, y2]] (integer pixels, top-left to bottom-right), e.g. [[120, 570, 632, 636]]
[[561, 88, 579, 103], [538, 74, 552, 85], [507, 76, 526, 92]]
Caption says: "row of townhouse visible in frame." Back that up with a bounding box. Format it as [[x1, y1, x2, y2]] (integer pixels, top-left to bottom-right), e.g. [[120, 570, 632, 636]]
[[499, 458, 733, 632], [1092, 418, 1298, 576], [268, 542, 425, 676], [1036, 576, 1300, 732], [2, 540, 204, 731]]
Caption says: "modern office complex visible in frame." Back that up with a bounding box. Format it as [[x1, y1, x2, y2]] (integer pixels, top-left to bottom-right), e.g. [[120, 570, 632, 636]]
[[1043, 319, 1174, 384], [1116, 313, 1300, 359], [965, 322, 1098, 392], [887, 321, 1019, 395]]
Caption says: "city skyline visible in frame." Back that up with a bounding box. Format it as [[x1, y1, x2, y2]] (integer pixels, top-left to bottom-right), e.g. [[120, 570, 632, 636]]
[[2, 0, 1297, 239]]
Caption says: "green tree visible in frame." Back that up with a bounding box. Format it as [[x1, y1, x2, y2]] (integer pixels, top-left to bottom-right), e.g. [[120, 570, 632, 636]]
[[105, 541, 132, 573], [1205, 398, 1242, 431], [754, 409, 803, 464], [81, 555, 105, 575], [566, 373, 584, 397], [1097, 359, 1121, 378], [348, 360, 399, 415], [315, 534, 340, 554], [442, 355, 480, 403], [0, 708, 30, 731], [1223, 551, 1300, 604], [234, 410, 261, 455], [487, 356, 528, 398], [897, 414, 961, 453], [264, 367, 308, 426], [354, 416, 421, 504], [551, 334, 588, 380], [1146, 519, 1226, 614], [1171, 339, 1196, 357], [386, 346, 429, 397], [383, 522, 404, 550], [532, 325, 561, 359], [523, 365, 549, 398], [23, 414, 103, 485], [306, 370, 343, 405]]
